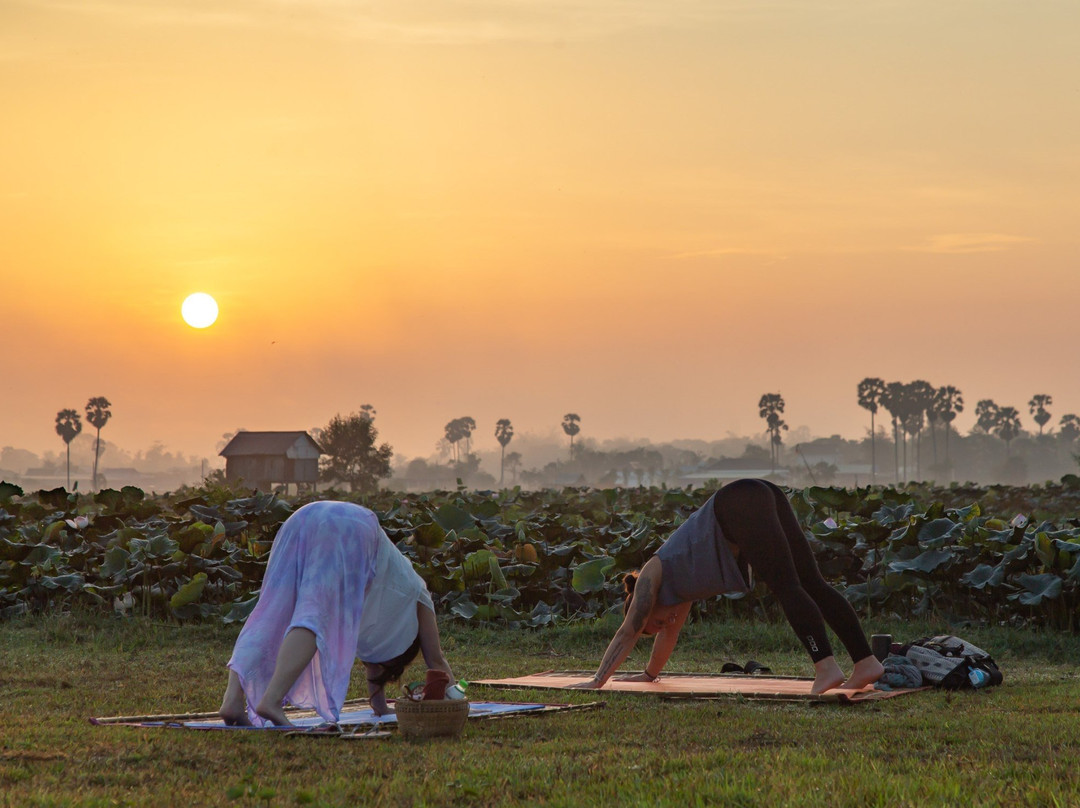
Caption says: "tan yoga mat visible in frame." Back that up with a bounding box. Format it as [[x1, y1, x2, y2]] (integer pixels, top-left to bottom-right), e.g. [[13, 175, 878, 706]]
[[471, 671, 929, 704]]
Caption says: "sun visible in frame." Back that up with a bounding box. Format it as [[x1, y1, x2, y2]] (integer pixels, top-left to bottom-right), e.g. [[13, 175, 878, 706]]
[[181, 292, 219, 329]]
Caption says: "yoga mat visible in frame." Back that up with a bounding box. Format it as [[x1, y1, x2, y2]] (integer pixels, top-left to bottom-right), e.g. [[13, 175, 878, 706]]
[[90, 699, 603, 734], [471, 671, 929, 704]]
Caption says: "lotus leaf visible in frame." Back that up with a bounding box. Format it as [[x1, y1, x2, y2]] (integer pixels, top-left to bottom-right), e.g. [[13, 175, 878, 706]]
[[463, 550, 496, 583], [918, 518, 963, 546], [840, 579, 891, 606], [170, 573, 208, 610], [954, 502, 981, 521], [413, 522, 446, 548], [221, 594, 259, 624], [21, 544, 62, 567], [99, 546, 131, 578], [488, 556, 508, 590], [960, 563, 1005, 590], [36, 488, 73, 510], [1011, 573, 1063, 606], [873, 502, 917, 525], [571, 557, 614, 594], [0, 538, 32, 562], [1035, 533, 1056, 568], [39, 573, 85, 591], [189, 504, 223, 524], [450, 598, 479, 620], [807, 486, 861, 512], [488, 586, 520, 604], [887, 549, 954, 575], [434, 504, 473, 533]]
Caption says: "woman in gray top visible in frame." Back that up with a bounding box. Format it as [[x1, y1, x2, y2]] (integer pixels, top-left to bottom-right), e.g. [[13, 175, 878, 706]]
[[573, 479, 884, 694]]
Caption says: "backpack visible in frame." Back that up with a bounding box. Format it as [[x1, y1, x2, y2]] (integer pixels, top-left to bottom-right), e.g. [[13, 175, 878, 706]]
[[900, 635, 1003, 689]]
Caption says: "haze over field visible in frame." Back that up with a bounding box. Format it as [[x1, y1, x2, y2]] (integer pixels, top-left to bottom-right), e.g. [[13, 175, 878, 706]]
[[3, 0, 1078, 464]]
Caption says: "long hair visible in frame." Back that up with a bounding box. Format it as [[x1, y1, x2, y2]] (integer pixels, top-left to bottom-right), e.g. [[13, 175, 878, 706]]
[[367, 635, 422, 686], [622, 571, 640, 616]]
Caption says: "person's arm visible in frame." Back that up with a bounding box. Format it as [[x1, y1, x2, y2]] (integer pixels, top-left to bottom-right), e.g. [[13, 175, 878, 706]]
[[365, 671, 391, 716], [416, 602, 453, 678], [570, 558, 663, 689], [640, 602, 692, 679]]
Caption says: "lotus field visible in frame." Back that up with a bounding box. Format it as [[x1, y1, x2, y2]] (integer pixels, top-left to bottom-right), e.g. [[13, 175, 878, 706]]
[[2, 477, 1080, 631]]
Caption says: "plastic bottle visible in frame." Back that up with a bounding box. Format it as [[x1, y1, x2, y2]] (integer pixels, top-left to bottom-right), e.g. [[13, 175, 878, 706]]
[[445, 679, 468, 700], [968, 667, 989, 688]]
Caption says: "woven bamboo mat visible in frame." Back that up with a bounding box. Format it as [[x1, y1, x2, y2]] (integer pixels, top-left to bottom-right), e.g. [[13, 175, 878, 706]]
[[471, 671, 929, 704]]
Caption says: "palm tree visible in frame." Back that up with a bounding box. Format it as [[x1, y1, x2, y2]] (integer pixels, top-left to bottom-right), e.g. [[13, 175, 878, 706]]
[[995, 407, 1022, 455], [757, 393, 788, 472], [1028, 394, 1052, 435], [458, 417, 477, 457], [504, 451, 522, 485], [562, 414, 581, 461], [905, 380, 935, 480], [880, 382, 906, 482], [1059, 414, 1080, 444], [54, 409, 82, 490], [85, 396, 112, 492], [974, 399, 1001, 434], [932, 386, 964, 468], [495, 418, 514, 486], [443, 419, 466, 463], [857, 377, 886, 482]]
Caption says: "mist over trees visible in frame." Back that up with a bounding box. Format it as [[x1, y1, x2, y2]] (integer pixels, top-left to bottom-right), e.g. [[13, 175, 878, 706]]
[[383, 381, 1080, 491], [5, 378, 1080, 495]]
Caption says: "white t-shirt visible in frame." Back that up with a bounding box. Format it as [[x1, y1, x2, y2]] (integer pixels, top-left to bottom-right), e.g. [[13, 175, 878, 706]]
[[354, 527, 435, 663]]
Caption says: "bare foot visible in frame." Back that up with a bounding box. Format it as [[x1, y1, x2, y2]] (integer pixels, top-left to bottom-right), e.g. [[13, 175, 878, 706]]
[[839, 656, 885, 690], [810, 656, 847, 694], [254, 698, 293, 727], [220, 708, 252, 726], [220, 672, 252, 725]]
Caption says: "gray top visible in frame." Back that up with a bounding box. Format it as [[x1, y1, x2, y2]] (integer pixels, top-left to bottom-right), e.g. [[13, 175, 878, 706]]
[[655, 494, 750, 606]]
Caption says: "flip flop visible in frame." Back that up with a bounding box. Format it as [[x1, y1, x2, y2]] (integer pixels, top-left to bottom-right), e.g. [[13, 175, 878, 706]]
[[743, 660, 772, 675]]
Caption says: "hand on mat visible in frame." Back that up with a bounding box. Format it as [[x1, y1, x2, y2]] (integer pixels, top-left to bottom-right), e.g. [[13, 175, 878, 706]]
[[568, 677, 603, 690], [618, 672, 660, 683]]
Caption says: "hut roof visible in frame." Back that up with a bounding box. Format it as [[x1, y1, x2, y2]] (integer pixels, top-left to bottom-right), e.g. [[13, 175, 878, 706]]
[[219, 431, 322, 458]]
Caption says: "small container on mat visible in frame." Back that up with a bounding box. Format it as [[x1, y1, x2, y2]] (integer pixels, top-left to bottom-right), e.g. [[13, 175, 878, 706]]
[[395, 670, 469, 739], [395, 697, 469, 739]]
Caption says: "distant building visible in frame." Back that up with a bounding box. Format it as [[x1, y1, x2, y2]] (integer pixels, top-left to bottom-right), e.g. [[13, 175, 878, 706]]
[[219, 431, 322, 493]]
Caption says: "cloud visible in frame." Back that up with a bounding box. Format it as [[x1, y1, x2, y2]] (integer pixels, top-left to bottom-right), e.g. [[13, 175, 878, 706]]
[[670, 246, 787, 259], [9, 0, 839, 45], [909, 233, 1037, 254]]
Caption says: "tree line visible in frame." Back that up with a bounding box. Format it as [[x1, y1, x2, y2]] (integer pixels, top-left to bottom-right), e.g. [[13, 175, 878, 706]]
[[754, 381, 1078, 484], [53, 397, 112, 491]]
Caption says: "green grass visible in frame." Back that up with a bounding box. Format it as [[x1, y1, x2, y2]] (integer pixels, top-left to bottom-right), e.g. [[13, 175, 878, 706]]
[[2, 612, 1080, 807]]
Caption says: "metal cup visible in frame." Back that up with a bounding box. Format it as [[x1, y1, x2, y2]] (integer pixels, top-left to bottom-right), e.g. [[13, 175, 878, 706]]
[[871, 634, 892, 661]]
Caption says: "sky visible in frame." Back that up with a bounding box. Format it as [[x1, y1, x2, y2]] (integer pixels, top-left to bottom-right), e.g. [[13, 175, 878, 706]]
[[2, 0, 1078, 466]]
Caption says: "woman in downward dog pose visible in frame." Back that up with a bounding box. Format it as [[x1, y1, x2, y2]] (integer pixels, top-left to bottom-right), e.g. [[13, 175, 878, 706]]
[[219, 500, 454, 726], [574, 479, 884, 694]]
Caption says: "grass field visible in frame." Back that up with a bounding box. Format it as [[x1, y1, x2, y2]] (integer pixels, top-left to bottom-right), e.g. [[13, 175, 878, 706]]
[[2, 612, 1079, 807]]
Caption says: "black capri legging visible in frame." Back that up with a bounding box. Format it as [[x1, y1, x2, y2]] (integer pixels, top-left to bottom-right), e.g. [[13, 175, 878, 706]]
[[713, 479, 872, 664]]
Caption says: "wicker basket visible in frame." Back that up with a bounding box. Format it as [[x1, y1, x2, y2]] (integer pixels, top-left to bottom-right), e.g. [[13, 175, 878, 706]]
[[395, 698, 469, 740]]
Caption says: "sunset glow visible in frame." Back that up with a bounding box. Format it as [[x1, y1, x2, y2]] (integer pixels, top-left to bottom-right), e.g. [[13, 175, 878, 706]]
[[2, 1, 1078, 468]]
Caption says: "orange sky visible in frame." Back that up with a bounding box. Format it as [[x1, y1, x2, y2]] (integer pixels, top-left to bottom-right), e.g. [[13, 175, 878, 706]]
[[3, 1, 1078, 465]]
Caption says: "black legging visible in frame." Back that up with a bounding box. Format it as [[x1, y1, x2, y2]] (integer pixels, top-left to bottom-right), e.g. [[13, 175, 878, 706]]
[[713, 479, 872, 664]]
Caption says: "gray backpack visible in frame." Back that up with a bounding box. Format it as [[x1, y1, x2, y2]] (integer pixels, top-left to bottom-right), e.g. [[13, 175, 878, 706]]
[[900, 635, 1003, 689]]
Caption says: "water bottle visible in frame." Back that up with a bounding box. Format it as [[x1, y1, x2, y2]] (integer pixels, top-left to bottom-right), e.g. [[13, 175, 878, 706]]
[[968, 667, 989, 688], [445, 679, 468, 700]]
